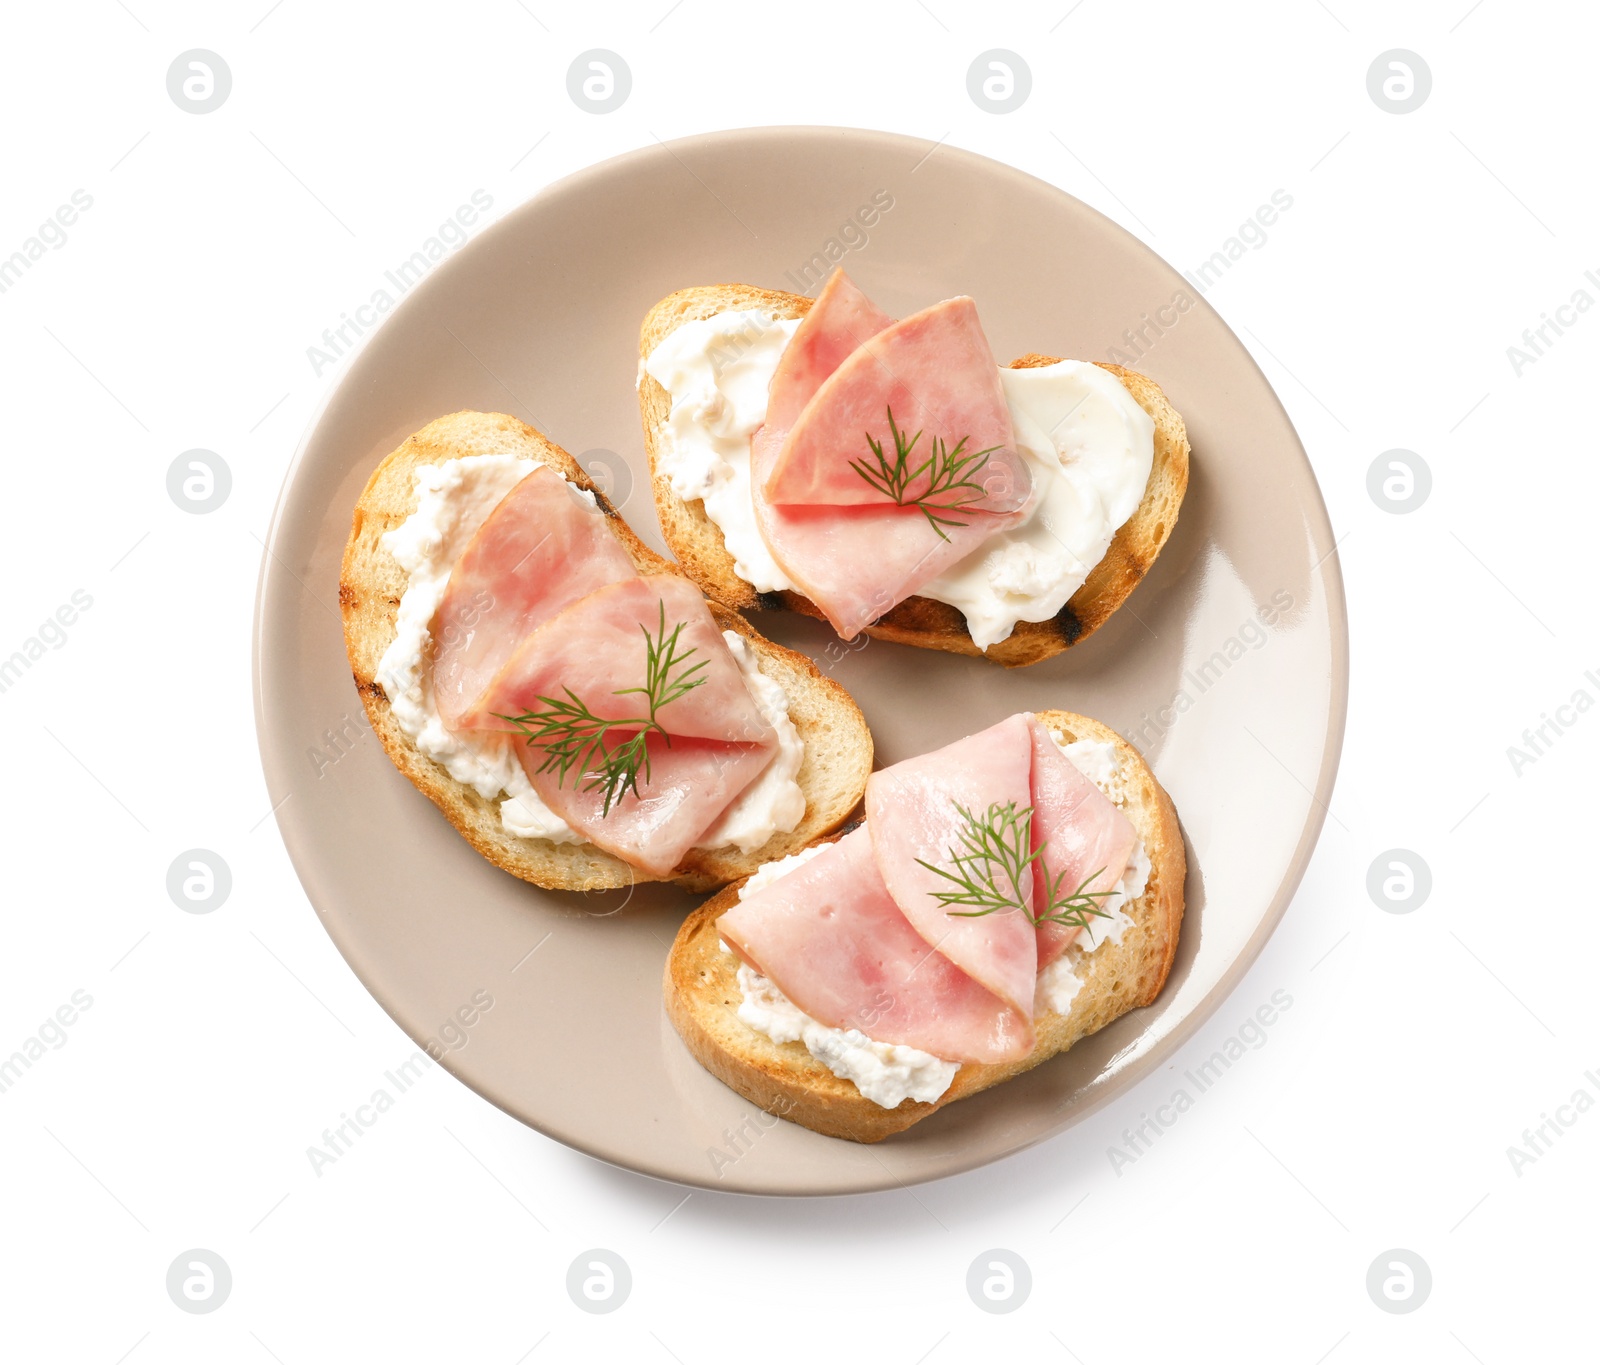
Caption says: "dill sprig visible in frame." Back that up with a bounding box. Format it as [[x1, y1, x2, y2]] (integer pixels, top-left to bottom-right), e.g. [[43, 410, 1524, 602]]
[[496, 602, 709, 816], [915, 801, 1115, 929], [848, 405, 1001, 541], [915, 801, 1034, 918]]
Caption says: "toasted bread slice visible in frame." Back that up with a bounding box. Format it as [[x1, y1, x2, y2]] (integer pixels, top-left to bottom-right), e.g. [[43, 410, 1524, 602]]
[[340, 410, 872, 893], [638, 285, 1190, 667], [663, 709, 1184, 1141]]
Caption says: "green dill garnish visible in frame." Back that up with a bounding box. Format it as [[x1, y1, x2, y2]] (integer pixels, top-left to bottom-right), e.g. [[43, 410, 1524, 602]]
[[496, 602, 708, 816], [848, 405, 1001, 541], [915, 800, 1114, 929]]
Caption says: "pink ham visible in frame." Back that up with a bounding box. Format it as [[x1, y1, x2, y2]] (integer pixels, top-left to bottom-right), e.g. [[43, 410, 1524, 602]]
[[755, 495, 1015, 640], [748, 283, 1034, 640], [528, 732, 775, 876], [764, 296, 1027, 512], [718, 829, 1033, 1064], [864, 715, 1040, 1019], [1026, 718, 1138, 968], [469, 575, 777, 876], [747, 269, 908, 639], [757, 268, 894, 466], [432, 464, 636, 732]]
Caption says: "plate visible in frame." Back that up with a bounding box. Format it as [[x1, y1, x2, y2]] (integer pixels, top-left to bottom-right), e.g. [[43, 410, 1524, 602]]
[[254, 126, 1346, 1195]]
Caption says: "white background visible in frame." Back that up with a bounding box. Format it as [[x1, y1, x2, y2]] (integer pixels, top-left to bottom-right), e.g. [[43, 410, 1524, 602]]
[[2, 1, 1594, 1361]]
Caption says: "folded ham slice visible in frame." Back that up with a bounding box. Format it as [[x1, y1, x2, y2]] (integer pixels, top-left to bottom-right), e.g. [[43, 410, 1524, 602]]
[[530, 732, 774, 877], [754, 498, 995, 641], [764, 296, 1027, 512], [718, 829, 1033, 1064], [1026, 719, 1138, 968], [722, 714, 1146, 1068], [432, 464, 636, 731], [864, 715, 1040, 1020], [469, 575, 777, 875], [748, 273, 1034, 639], [756, 268, 894, 468]]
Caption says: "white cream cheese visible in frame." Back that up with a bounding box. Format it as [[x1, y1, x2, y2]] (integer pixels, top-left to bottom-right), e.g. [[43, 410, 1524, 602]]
[[644, 310, 801, 593], [728, 733, 1152, 1105], [373, 454, 805, 851], [694, 632, 806, 853], [375, 454, 579, 842], [643, 308, 1157, 647], [724, 845, 960, 1108], [1034, 735, 1151, 1015], [735, 963, 960, 1108], [923, 364, 1156, 648]]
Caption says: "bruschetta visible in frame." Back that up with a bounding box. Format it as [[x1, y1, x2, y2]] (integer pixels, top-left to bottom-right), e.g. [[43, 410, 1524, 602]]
[[664, 709, 1184, 1140], [639, 270, 1190, 667], [340, 411, 872, 892]]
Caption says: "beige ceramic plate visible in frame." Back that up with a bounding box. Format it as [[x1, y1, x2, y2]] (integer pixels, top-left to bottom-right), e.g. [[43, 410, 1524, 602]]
[[255, 127, 1346, 1195]]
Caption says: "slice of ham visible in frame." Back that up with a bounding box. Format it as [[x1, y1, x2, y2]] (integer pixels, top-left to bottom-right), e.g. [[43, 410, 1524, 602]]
[[719, 829, 1034, 1064], [748, 269, 907, 640], [748, 279, 1034, 639], [755, 494, 1013, 640], [764, 296, 1028, 512], [530, 732, 775, 877], [864, 715, 1040, 1019], [756, 268, 894, 467], [1026, 718, 1138, 968], [432, 464, 636, 732], [469, 575, 777, 876]]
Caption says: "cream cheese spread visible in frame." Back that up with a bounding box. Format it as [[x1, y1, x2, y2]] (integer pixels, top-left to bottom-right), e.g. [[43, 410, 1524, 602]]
[[1034, 736, 1151, 1015], [643, 308, 1157, 647], [373, 454, 805, 851], [723, 845, 960, 1109], [734, 963, 961, 1108], [643, 310, 801, 594]]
